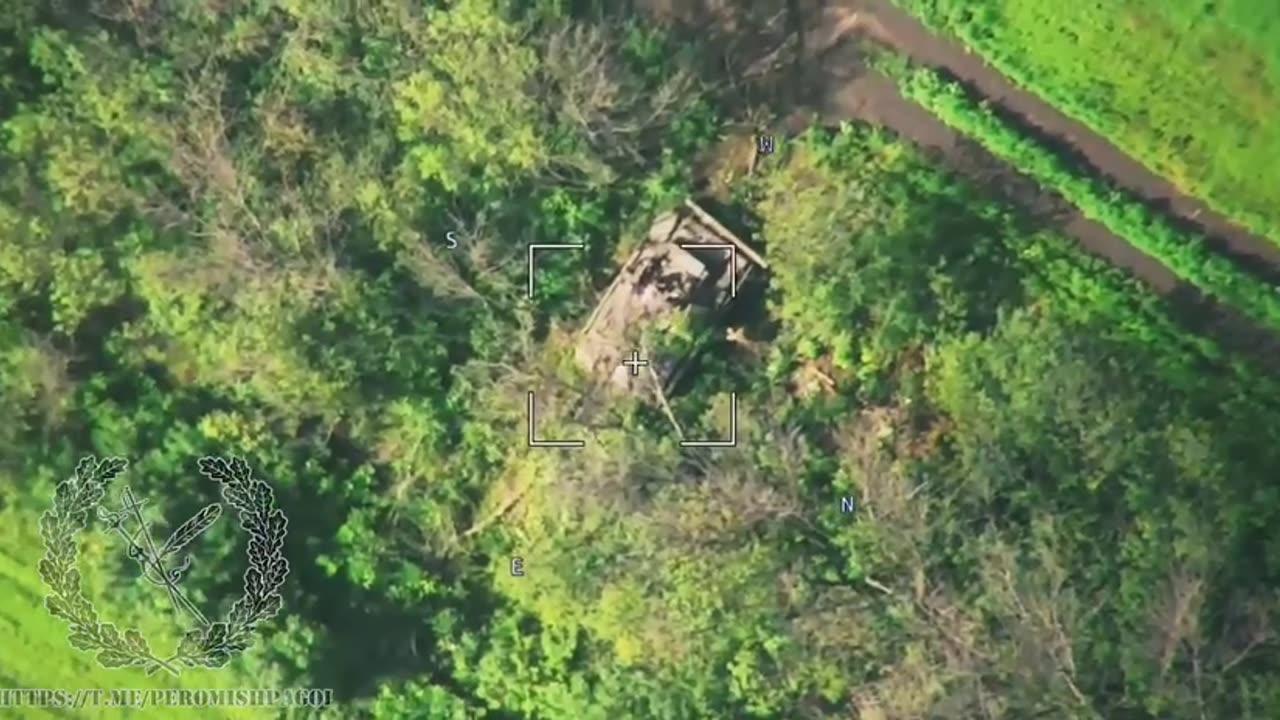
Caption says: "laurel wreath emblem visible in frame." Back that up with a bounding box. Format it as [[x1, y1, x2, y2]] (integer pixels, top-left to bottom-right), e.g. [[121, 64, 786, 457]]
[[37, 455, 290, 675]]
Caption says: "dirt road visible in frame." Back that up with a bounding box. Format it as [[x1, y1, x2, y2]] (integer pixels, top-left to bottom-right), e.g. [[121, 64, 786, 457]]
[[643, 0, 1280, 277], [843, 0, 1280, 277], [635, 0, 1280, 358], [795, 45, 1280, 358]]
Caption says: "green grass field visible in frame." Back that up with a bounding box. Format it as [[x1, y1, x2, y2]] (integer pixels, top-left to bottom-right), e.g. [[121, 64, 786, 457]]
[[894, 0, 1280, 247], [888, 64, 1280, 334], [0, 506, 277, 720]]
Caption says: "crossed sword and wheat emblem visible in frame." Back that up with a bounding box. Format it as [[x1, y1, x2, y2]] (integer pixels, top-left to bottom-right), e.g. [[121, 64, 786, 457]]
[[97, 486, 222, 627], [39, 456, 290, 675]]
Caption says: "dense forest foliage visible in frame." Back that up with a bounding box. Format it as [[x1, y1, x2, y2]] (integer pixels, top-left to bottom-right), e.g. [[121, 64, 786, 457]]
[[3, 1, 1280, 719], [892, 0, 1280, 248]]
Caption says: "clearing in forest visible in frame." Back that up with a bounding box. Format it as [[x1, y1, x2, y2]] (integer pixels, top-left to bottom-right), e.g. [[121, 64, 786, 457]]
[[576, 200, 766, 397]]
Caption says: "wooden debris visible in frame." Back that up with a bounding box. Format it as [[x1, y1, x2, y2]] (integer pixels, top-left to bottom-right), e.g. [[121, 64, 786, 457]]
[[576, 200, 765, 395]]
